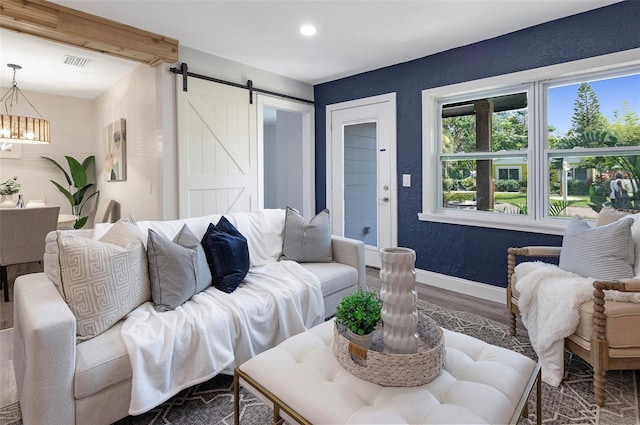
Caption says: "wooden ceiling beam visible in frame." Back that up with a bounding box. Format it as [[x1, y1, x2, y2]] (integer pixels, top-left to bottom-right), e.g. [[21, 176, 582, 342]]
[[0, 0, 179, 66]]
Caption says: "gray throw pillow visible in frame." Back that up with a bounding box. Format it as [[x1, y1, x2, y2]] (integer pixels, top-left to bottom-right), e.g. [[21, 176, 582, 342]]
[[559, 215, 634, 280], [147, 224, 213, 312], [281, 207, 332, 263]]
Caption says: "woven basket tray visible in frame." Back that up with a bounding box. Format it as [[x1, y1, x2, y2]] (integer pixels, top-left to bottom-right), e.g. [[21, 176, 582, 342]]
[[333, 316, 445, 387]]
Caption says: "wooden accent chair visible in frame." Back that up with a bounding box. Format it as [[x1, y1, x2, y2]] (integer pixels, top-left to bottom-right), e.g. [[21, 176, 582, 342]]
[[507, 245, 640, 407], [0, 206, 60, 302]]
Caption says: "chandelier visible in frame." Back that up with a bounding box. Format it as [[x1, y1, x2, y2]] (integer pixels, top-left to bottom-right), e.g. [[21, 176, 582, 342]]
[[0, 64, 50, 144]]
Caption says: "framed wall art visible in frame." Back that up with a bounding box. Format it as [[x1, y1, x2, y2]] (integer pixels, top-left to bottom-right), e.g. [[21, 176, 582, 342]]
[[0, 142, 22, 159], [104, 118, 126, 181]]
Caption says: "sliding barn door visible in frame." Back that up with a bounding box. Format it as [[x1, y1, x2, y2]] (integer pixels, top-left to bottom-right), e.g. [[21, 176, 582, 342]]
[[177, 77, 257, 217]]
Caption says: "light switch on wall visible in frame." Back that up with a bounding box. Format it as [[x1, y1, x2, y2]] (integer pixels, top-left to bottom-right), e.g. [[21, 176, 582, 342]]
[[402, 174, 411, 187]]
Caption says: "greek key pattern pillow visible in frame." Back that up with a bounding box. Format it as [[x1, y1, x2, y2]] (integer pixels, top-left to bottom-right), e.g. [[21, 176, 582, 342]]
[[57, 221, 150, 341]]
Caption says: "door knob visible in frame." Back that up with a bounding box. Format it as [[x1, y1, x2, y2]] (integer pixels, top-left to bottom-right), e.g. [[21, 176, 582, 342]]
[[378, 197, 389, 202]]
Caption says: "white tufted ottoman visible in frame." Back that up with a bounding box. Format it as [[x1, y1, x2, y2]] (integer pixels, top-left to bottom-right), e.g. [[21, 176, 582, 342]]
[[234, 319, 540, 425]]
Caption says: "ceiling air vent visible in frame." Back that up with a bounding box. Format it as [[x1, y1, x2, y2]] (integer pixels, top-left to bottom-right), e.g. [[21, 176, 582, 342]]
[[63, 55, 92, 68]]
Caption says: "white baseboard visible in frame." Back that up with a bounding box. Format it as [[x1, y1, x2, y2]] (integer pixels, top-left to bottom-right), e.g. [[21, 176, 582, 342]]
[[415, 268, 506, 305]]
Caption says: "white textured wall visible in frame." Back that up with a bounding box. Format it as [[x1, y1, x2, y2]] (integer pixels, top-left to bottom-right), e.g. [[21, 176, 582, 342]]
[[263, 122, 277, 208], [0, 88, 96, 214], [177, 46, 313, 101], [95, 64, 163, 221], [275, 110, 303, 211]]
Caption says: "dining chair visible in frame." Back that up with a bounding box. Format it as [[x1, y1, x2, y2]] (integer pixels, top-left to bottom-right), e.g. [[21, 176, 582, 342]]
[[90, 198, 121, 227], [0, 205, 60, 302]]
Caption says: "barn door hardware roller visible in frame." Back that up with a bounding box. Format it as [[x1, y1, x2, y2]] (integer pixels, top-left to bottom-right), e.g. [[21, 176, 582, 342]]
[[169, 62, 314, 105]]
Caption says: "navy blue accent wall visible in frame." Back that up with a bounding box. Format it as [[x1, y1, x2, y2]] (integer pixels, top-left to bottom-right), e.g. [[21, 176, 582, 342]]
[[314, 2, 640, 288]]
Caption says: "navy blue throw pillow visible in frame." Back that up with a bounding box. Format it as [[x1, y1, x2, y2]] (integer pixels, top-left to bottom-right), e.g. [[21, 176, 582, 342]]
[[201, 217, 250, 293]]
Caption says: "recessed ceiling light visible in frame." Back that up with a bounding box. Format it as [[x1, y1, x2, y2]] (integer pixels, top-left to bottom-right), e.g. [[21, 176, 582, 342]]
[[300, 25, 317, 36]]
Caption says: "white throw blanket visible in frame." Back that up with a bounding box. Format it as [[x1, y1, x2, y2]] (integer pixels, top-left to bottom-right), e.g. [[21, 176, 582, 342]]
[[515, 262, 640, 386], [121, 260, 324, 415]]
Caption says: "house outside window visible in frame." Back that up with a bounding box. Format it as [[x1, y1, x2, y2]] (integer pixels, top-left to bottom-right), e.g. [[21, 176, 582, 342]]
[[420, 50, 640, 234], [497, 167, 521, 181]]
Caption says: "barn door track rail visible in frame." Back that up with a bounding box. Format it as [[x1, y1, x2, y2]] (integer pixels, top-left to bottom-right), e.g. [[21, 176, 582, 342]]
[[169, 62, 314, 105]]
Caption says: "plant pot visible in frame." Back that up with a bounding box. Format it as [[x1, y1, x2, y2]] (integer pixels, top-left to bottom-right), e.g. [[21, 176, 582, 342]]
[[0, 195, 15, 208], [346, 328, 373, 350]]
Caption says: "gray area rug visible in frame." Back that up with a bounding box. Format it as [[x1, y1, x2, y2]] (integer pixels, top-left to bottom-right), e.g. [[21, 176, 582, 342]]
[[1, 300, 638, 424]]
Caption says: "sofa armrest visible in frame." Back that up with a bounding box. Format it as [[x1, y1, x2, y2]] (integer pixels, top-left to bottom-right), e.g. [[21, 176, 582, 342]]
[[331, 235, 366, 291], [13, 273, 76, 425]]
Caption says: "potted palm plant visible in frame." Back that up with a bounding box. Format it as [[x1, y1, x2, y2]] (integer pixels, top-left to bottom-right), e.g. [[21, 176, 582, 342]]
[[335, 288, 382, 348], [42, 155, 99, 229]]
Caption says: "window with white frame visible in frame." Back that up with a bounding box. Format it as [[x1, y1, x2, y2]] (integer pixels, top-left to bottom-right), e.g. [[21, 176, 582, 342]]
[[420, 50, 640, 234], [438, 89, 530, 214]]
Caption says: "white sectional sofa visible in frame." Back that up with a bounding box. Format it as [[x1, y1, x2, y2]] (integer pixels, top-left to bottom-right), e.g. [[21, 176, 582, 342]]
[[13, 209, 365, 425]]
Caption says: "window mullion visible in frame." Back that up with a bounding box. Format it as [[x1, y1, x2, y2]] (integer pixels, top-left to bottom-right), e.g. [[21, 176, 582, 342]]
[[533, 81, 546, 221]]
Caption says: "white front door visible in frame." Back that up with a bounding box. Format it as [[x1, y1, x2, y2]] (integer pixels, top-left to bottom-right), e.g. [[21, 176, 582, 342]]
[[327, 93, 397, 267], [177, 77, 257, 217]]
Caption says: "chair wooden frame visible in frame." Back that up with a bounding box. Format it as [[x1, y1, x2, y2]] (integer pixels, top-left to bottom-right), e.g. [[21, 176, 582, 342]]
[[507, 246, 640, 406]]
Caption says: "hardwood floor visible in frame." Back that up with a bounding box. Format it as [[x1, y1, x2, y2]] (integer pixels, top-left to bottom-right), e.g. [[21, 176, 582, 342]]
[[0, 266, 514, 332], [365, 267, 513, 327]]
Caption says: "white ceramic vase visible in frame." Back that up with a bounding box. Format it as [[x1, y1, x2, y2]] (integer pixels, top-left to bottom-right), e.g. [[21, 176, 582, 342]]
[[0, 195, 15, 208], [379, 247, 419, 354]]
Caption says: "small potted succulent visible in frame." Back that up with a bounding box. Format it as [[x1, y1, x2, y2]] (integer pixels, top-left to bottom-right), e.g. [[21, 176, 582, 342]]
[[335, 288, 382, 348]]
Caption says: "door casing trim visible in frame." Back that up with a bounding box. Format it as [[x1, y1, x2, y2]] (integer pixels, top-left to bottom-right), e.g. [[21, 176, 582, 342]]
[[326, 93, 398, 266], [257, 94, 315, 217]]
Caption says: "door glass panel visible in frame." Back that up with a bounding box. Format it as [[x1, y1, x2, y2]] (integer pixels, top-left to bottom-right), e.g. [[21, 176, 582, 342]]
[[343, 122, 377, 246]]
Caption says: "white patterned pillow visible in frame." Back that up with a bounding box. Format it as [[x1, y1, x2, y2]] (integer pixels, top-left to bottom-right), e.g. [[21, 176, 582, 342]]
[[559, 215, 634, 280], [55, 221, 150, 341], [44, 229, 95, 295]]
